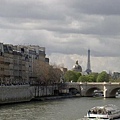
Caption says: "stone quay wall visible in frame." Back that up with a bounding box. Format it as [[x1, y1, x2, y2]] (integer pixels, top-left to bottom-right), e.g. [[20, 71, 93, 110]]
[[0, 85, 58, 104], [0, 85, 34, 104]]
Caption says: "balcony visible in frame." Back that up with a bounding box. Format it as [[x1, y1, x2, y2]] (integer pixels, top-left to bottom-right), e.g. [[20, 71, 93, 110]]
[[0, 56, 4, 64], [4, 58, 10, 64], [4, 70, 10, 76], [0, 70, 4, 76]]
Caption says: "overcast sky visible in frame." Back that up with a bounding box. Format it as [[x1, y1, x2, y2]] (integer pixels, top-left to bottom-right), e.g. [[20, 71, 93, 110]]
[[0, 0, 120, 73]]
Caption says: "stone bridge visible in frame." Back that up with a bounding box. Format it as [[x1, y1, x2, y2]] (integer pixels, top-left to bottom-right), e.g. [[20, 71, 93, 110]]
[[59, 82, 120, 98]]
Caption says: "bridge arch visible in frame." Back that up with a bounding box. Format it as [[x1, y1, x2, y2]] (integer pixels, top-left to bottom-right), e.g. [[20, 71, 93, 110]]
[[108, 87, 120, 98], [69, 87, 80, 95], [86, 87, 102, 97]]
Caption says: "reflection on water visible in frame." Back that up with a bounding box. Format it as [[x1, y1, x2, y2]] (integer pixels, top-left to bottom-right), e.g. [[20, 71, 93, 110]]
[[0, 97, 120, 120]]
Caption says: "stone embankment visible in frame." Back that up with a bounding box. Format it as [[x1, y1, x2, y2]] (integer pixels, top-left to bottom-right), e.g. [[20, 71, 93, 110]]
[[0, 85, 34, 104], [0, 85, 80, 104]]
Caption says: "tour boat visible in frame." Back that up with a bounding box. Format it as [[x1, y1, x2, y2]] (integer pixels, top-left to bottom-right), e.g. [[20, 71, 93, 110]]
[[85, 104, 120, 120]]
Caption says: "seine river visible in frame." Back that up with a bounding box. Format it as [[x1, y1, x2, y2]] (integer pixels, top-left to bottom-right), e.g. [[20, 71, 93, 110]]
[[0, 97, 120, 120]]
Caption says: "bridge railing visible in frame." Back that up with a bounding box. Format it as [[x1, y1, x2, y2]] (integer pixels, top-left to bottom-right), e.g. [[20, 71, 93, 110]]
[[65, 82, 120, 85]]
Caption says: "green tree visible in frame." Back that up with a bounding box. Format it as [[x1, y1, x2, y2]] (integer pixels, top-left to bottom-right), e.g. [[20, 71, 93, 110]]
[[64, 70, 78, 82], [88, 73, 98, 82], [75, 72, 82, 80], [97, 71, 109, 82], [88, 75, 95, 82], [78, 75, 89, 82]]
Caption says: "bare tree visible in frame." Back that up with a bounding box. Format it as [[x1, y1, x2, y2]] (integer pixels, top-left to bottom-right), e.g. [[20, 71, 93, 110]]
[[33, 60, 63, 96], [33, 60, 49, 84]]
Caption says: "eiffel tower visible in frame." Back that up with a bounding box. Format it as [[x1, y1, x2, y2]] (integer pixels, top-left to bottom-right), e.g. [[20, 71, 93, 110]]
[[86, 49, 92, 74]]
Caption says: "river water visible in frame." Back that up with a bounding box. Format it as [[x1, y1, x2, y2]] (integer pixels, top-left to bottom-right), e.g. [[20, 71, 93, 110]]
[[0, 97, 120, 120]]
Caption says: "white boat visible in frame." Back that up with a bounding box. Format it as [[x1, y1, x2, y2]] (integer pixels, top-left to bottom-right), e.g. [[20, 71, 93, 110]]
[[85, 104, 120, 120], [93, 90, 103, 97]]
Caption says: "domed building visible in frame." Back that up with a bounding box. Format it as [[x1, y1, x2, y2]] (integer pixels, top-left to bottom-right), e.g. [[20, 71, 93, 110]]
[[72, 60, 82, 72]]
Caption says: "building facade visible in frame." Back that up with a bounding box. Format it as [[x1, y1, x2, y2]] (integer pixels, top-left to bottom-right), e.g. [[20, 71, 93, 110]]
[[0, 43, 49, 85], [112, 72, 120, 80]]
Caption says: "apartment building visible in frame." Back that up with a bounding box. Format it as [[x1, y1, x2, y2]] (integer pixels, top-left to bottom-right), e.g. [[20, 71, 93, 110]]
[[0, 43, 49, 85]]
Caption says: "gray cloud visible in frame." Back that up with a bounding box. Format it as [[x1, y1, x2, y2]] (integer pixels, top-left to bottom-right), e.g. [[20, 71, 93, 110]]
[[64, 0, 120, 15], [0, 0, 120, 72], [0, 0, 66, 20]]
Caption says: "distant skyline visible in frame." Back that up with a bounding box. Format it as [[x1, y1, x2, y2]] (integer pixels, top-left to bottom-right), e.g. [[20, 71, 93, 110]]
[[0, 0, 120, 73]]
